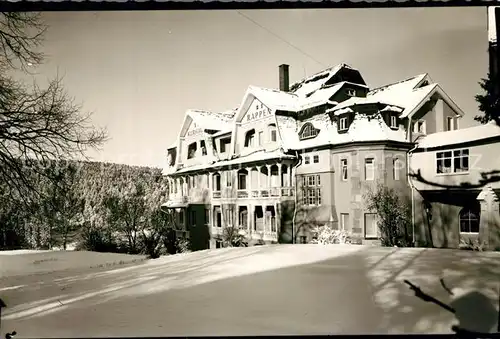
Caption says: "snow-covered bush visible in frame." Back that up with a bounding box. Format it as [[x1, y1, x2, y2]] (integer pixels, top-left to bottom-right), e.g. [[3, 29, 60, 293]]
[[310, 225, 352, 245]]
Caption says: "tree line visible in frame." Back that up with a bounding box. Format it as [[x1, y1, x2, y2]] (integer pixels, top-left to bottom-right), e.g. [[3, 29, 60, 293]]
[[0, 159, 190, 258]]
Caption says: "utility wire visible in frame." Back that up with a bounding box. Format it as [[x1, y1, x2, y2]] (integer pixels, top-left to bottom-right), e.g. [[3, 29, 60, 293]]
[[236, 11, 326, 68]]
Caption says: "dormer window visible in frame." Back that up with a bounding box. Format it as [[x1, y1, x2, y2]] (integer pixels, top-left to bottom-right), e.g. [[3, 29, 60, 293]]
[[299, 123, 319, 140], [346, 89, 356, 97], [187, 142, 197, 159], [339, 117, 348, 131], [200, 140, 207, 156], [390, 115, 398, 129], [244, 129, 256, 147]]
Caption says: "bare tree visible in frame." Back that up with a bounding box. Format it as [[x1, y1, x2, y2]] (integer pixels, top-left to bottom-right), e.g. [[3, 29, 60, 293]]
[[0, 12, 107, 203]]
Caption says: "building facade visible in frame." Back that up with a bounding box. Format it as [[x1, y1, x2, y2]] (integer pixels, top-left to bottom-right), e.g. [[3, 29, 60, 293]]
[[162, 63, 475, 250]]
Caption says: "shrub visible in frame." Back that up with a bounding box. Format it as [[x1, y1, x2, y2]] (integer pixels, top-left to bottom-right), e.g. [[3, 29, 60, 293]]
[[77, 226, 119, 253], [364, 184, 412, 247], [459, 238, 486, 251], [222, 226, 248, 247], [310, 225, 353, 245], [175, 238, 191, 253]]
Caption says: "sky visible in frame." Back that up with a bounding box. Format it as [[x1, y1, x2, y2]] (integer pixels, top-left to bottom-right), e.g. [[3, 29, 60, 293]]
[[34, 7, 489, 168]]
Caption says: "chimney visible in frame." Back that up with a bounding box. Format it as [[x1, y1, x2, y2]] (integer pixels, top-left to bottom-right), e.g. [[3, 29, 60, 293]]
[[279, 64, 290, 92]]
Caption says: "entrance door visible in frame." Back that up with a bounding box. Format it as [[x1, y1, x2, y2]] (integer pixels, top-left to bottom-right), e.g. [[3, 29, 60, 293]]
[[364, 213, 379, 239]]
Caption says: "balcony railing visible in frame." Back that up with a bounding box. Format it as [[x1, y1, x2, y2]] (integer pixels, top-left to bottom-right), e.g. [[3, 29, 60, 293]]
[[237, 190, 249, 198], [210, 187, 294, 199]]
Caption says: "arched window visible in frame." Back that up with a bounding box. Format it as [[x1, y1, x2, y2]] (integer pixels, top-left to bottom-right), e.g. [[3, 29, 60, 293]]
[[459, 206, 480, 233], [244, 129, 255, 147], [299, 122, 319, 140], [268, 123, 277, 142]]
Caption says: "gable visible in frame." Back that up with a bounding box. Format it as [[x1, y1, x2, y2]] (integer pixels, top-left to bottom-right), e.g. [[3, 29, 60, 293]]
[[241, 98, 273, 125], [185, 120, 204, 138]]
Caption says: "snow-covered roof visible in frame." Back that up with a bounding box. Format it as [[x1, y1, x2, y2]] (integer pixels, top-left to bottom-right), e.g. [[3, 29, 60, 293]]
[[417, 121, 500, 149], [277, 112, 408, 151], [186, 109, 236, 131], [289, 63, 355, 97], [328, 74, 464, 119]]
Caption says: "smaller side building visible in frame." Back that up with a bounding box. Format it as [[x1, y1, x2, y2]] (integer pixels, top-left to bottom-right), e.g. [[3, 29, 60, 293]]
[[409, 121, 500, 250]]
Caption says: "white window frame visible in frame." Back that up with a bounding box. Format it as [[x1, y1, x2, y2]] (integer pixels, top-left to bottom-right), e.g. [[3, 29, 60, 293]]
[[365, 158, 375, 181], [304, 155, 310, 164], [390, 115, 398, 128], [339, 117, 348, 131], [225, 171, 232, 188], [347, 89, 356, 97], [413, 120, 426, 134], [446, 116, 454, 131], [340, 213, 349, 231], [258, 131, 264, 146], [341, 158, 348, 181], [302, 175, 321, 206], [436, 148, 469, 174], [313, 155, 319, 163], [393, 158, 401, 181], [459, 207, 480, 234]]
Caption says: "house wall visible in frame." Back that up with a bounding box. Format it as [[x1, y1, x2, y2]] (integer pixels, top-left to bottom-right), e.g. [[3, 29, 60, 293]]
[[291, 143, 411, 242], [410, 139, 500, 192]]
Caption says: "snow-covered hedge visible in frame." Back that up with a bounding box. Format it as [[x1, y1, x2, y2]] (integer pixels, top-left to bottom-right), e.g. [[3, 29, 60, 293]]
[[310, 225, 353, 245]]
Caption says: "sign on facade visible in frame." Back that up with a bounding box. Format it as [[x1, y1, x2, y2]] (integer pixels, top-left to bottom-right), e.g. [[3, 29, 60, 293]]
[[186, 122, 204, 137], [244, 99, 272, 123]]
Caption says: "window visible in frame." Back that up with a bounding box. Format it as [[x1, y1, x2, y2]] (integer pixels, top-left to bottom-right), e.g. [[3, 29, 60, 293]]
[[339, 117, 348, 131], [220, 138, 230, 153], [390, 115, 398, 128], [200, 140, 207, 156], [436, 149, 469, 174], [191, 211, 196, 226], [302, 174, 322, 206], [192, 175, 197, 188], [299, 123, 319, 140], [341, 159, 348, 181], [304, 156, 310, 164], [346, 89, 356, 97], [340, 213, 349, 231], [179, 210, 185, 225], [214, 207, 222, 227], [258, 131, 264, 146], [365, 158, 375, 181], [204, 209, 210, 226], [313, 155, 319, 163], [215, 240, 223, 248], [239, 208, 248, 228], [459, 206, 480, 233], [213, 173, 221, 191], [447, 116, 454, 131], [269, 124, 277, 142], [300, 236, 307, 244], [413, 120, 426, 134], [393, 158, 401, 181], [245, 129, 255, 147], [238, 172, 247, 190], [187, 142, 197, 159], [225, 172, 232, 187], [364, 213, 379, 239]]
